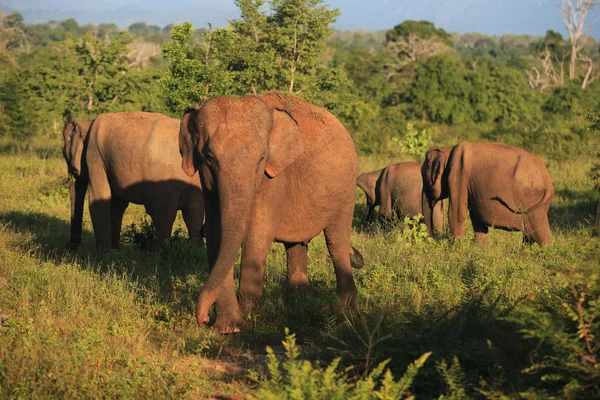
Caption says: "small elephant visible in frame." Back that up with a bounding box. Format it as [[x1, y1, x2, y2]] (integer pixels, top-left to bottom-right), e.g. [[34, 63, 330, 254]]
[[65, 112, 205, 252], [62, 120, 93, 249], [357, 163, 445, 231], [378, 162, 445, 231], [179, 93, 360, 333], [421, 142, 554, 244], [356, 169, 383, 223]]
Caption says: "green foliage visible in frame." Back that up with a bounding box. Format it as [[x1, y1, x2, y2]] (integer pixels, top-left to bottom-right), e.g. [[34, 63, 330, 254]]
[[250, 328, 431, 399], [396, 215, 430, 243], [161, 0, 349, 114], [404, 55, 539, 125], [392, 123, 432, 160], [0, 32, 165, 138], [508, 270, 600, 399], [385, 20, 453, 47]]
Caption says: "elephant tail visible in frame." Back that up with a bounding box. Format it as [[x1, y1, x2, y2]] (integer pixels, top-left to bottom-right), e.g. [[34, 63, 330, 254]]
[[350, 246, 364, 269], [493, 188, 551, 215]]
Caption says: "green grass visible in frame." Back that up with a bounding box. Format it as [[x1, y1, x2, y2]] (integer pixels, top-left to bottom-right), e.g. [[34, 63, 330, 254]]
[[0, 140, 599, 397]]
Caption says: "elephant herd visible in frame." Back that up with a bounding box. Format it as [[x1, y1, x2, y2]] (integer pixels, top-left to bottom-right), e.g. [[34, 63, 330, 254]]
[[358, 143, 554, 245], [62, 92, 554, 333]]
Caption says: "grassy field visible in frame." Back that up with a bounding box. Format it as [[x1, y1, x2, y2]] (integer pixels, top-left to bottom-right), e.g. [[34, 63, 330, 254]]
[[0, 136, 599, 398]]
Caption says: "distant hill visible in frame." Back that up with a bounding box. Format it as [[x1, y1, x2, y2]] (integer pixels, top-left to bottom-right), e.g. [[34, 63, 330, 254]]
[[1, 0, 599, 38], [0, 2, 239, 29]]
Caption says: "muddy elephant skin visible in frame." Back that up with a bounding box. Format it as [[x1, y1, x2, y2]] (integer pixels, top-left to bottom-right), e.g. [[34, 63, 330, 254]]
[[70, 112, 204, 252], [179, 92, 360, 333], [421, 142, 554, 245]]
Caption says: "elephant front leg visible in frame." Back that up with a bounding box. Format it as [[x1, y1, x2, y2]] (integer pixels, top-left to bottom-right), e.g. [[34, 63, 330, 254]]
[[448, 191, 469, 239], [203, 212, 244, 334], [285, 242, 309, 290]]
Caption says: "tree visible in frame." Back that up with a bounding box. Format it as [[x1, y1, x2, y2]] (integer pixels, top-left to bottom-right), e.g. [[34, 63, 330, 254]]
[[0, 11, 29, 63], [561, 0, 599, 81], [528, 30, 568, 90], [161, 0, 349, 113], [383, 20, 453, 79]]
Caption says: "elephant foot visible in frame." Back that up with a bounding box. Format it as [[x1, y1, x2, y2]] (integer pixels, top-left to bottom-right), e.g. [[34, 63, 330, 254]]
[[337, 288, 360, 313], [64, 240, 80, 252], [213, 316, 245, 334]]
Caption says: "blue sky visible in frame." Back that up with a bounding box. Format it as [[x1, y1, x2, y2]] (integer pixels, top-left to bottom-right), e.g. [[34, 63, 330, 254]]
[[2, 0, 599, 38]]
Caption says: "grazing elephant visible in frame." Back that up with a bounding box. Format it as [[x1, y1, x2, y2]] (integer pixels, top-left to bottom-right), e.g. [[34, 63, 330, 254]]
[[76, 112, 204, 252], [378, 162, 445, 232], [421, 142, 554, 244], [179, 93, 360, 333], [356, 169, 383, 223], [62, 120, 93, 250]]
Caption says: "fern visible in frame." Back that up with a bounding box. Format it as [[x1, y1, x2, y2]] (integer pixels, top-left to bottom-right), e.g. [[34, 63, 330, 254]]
[[251, 328, 431, 399]]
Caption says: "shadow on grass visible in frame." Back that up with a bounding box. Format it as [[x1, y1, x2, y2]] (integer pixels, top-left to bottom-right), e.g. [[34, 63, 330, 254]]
[[548, 187, 598, 233], [0, 210, 209, 318], [316, 283, 536, 397]]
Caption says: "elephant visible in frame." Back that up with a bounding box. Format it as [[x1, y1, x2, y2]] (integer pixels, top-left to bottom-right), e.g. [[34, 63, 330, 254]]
[[179, 92, 361, 333], [421, 142, 554, 245], [67, 112, 205, 252], [356, 163, 445, 232], [62, 120, 93, 250], [378, 162, 445, 232], [356, 169, 383, 223]]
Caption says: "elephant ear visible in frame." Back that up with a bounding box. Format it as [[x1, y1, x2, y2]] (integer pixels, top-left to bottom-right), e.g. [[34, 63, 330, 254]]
[[265, 107, 303, 179], [179, 108, 199, 177], [427, 148, 445, 188]]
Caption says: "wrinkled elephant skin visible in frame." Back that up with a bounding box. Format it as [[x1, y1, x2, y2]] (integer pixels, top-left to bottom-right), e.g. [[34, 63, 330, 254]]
[[67, 112, 205, 252], [421, 142, 554, 245], [179, 93, 360, 333]]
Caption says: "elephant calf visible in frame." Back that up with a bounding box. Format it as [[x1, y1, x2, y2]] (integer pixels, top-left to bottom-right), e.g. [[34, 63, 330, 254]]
[[356, 168, 383, 223], [63, 112, 205, 252], [356, 163, 445, 232], [422, 142, 554, 245]]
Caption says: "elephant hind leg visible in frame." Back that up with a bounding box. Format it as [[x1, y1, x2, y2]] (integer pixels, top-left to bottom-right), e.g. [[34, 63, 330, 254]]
[[182, 191, 204, 246], [524, 211, 552, 245], [471, 214, 489, 245], [324, 210, 359, 312], [285, 242, 309, 290], [88, 170, 113, 253], [110, 197, 129, 249], [146, 198, 178, 248]]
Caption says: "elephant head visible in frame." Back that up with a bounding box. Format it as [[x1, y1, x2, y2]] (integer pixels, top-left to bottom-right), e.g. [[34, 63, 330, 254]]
[[61, 120, 93, 250], [356, 169, 383, 223], [421, 147, 452, 235], [179, 96, 303, 325], [62, 120, 92, 178]]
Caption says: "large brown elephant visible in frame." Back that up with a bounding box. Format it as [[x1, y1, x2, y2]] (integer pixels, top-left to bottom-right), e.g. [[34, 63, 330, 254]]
[[378, 162, 445, 231], [421, 142, 554, 244], [68, 112, 205, 252], [62, 120, 93, 249], [179, 93, 360, 333]]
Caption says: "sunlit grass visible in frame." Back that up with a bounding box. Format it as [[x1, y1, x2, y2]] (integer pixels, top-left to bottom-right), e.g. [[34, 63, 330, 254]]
[[0, 148, 598, 397]]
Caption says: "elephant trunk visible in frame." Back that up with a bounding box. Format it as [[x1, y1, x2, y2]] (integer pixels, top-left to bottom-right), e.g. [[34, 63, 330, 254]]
[[196, 173, 254, 326], [68, 175, 88, 249], [422, 191, 435, 236]]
